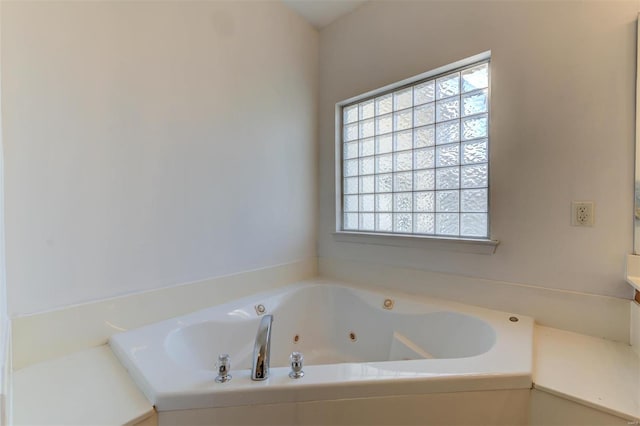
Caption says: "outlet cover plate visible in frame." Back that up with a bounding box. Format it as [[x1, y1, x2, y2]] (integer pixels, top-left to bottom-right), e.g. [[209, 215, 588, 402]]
[[571, 201, 594, 226]]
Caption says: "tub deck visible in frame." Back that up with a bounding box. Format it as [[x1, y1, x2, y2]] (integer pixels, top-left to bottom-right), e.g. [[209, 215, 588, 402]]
[[110, 280, 534, 411]]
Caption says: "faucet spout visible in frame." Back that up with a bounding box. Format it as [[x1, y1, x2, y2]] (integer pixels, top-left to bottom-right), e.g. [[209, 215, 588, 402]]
[[251, 314, 273, 381]]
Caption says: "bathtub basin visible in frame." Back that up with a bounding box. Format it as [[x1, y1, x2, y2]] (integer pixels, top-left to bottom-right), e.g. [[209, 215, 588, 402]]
[[109, 280, 533, 411]]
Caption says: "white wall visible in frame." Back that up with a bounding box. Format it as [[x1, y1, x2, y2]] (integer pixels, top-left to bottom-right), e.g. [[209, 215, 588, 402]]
[[0, 1, 8, 423], [318, 1, 639, 299], [2, 1, 318, 315]]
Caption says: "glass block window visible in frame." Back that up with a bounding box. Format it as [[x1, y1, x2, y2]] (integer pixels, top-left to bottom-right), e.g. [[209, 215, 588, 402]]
[[341, 60, 489, 238]]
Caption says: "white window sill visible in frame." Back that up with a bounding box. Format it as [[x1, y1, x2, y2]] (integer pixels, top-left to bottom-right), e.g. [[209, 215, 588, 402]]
[[332, 231, 499, 255]]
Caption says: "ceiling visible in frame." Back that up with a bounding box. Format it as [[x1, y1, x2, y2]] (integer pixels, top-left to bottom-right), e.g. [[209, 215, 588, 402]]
[[281, 0, 368, 29]]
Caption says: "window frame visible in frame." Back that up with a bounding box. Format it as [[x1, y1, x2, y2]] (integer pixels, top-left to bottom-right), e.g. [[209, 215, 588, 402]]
[[333, 51, 499, 254]]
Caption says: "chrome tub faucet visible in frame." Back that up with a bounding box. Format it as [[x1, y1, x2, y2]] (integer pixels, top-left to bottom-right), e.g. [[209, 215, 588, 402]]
[[251, 314, 273, 381]]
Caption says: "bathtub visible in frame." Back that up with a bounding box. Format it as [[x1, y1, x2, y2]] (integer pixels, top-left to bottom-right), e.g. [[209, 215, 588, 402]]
[[109, 280, 533, 412]]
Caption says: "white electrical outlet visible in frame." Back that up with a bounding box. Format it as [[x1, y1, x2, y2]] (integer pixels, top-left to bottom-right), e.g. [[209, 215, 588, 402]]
[[571, 201, 594, 226]]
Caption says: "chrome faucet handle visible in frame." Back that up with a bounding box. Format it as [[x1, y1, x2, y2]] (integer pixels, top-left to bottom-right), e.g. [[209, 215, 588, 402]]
[[289, 351, 304, 379], [215, 354, 232, 383]]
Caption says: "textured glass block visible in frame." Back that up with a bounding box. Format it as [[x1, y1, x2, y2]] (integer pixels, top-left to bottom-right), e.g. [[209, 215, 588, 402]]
[[414, 125, 435, 148], [340, 63, 490, 237], [461, 188, 488, 212], [436, 73, 460, 99], [376, 114, 392, 135], [394, 110, 412, 131], [461, 213, 487, 237], [376, 194, 393, 212], [360, 118, 375, 139], [344, 141, 358, 159], [376, 213, 393, 232], [414, 148, 435, 170], [394, 213, 412, 233], [461, 164, 488, 188], [436, 167, 460, 190], [360, 213, 375, 231], [360, 194, 374, 212], [436, 213, 459, 236], [394, 130, 413, 151], [436, 144, 460, 167], [462, 89, 488, 116], [376, 154, 393, 174], [394, 172, 413, 192], [462, 63, 489, 93], [344, 177, 358, 194], [414, 191, 435, 212], [360, 138, 375, 157], [376, 173, 393, 193], [415, 213, 435, 234], [344, 105, 358, 124], [436, 121, 460, 145], [359, 100, 375, 120], [394, 88, 413, 111], [394, 151, 413, 172], [462, 114, 488, 140], [436, 190, 459, 212], [359, 157, 374, 175], [414, 169, 435, 191], [376, 94, 393, 116], [377, 134, 393, 154], [414, 81, 435, 105], [436, 98, 460, 122], [344, 123, 358, 142], [344, 195, 358, 212], [344, 159, 358, 177], [360, 175, 374, 193], [394, 192, 412, 212], [414, 103, 435, 127], [344, 213, 358, 230], [462, 139, 488, 165]]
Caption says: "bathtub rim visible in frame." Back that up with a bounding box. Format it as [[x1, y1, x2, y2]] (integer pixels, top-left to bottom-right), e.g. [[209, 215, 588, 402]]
[[109, 278, 534, 411]]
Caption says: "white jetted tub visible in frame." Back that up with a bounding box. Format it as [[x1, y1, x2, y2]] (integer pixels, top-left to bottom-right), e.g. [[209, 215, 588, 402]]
[[109, 280, 533, 412]]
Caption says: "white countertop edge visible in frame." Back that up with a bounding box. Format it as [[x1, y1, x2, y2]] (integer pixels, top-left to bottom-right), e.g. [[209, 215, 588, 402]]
[[533, 325, 640, 422], [532, 383, 638, 422], [627, 275, 640, 292], [11, 345, 155, 426], [625, 254, 640, 291]]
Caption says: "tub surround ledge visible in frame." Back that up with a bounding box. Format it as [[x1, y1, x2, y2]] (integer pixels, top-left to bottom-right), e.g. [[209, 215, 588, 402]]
[[626, 254, 640, 303], [10, 324, 639, 426], [321, 257, 631, 343], [534, 325, 640, 422], [11, 346, 155, 426], [7, 274, 639, 425]]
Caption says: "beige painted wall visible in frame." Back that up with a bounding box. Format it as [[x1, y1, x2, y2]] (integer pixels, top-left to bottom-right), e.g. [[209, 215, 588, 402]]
[[2, 1, 318, 314], [318, 1, 638, 299], [0, 1, 8, 424]]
